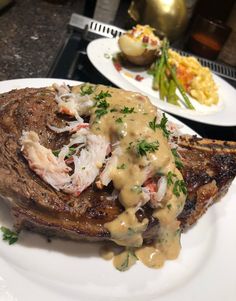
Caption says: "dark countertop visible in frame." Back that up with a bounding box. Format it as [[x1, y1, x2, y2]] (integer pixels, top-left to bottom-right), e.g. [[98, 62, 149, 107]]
[[0, 0, 84, 81]]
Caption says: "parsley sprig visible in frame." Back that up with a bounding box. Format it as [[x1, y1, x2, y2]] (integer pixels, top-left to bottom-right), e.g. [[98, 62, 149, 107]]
[[95, 108, 108, 119], [149, 114, 170, 139], [53, 146, 76, 158], [166, 171, 187, 197], [96, 99, 110, 109], [136, 139, 159, 156], [117, 163, 126, 169], [116, 251, 137, 272], [167, 171, 176, 186], [94, 90, 111, 101], [94, 90, 111, 119], [171, 148, 183, 169], [120, 106, 135, 114], [173, 180, 187, 197], [1, 226, 18, 245], [149, 116, 158, 131], [80, 84, 94, 96], [115, 117, 123, 124]]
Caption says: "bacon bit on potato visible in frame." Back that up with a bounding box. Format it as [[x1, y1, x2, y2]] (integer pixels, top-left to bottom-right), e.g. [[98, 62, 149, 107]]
[[135, 75, 144, 82], [142, 35, 149, 43], [113, 59, 122, 72], [150, 39, 158, 46]]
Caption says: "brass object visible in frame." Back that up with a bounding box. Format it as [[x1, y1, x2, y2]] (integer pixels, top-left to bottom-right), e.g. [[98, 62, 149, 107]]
[[129, 0, 188, 41]]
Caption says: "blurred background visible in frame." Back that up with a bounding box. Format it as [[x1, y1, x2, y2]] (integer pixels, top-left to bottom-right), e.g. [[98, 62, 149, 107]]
[[0, 0, 235, 139], [0, 0, 235, 81]]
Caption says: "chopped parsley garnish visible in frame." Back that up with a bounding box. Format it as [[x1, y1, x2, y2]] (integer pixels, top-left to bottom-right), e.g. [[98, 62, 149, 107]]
[[116, 251, 137, 272], [167, 171, 176, 186], [110, 108, 118, 112], [94, 93, 110, 119], [173, 180, 187, 197], [95, 108, 108, 119], [120, 106, 135, 114], [171, 148, 183, 169], [53, 146, 76, 158], [149, 116, 158, 131], [175, 228, 181, 236], [131, 185, 142, 194], [158, 114, 170, 138], [149, 114, 170, 139], [115, 117, 123, 124], [136, 140, 159, 156], [94, 90, 111, 101], [66, 147, 76, 158], [1, 226, 18, 245], [80, 84, 94, 96], [96, 99, 110, 109], [52, 149, 60, 157], [117, 163, 126, 169], [167, 203, 172, 210], [166, 171, 187, 197]]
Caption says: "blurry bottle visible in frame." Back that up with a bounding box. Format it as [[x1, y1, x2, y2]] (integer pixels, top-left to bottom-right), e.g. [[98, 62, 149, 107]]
[[186, 16, 231, 60]]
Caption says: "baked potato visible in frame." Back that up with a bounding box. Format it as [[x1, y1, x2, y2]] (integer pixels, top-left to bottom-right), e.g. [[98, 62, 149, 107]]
[[118, 25, 161, 66]]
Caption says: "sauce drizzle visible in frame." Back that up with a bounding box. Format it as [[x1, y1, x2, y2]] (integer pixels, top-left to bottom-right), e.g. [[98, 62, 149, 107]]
[[77, 84, 187, 270]]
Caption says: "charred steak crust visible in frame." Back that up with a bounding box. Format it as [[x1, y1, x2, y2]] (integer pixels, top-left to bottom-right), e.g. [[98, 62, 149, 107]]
[[178, 139, 236, 229], [0, 87, 236, 241]]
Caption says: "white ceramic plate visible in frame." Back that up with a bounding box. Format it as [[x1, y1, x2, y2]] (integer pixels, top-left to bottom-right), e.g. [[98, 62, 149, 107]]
[[87, 38, 236, 126], [0, 78, 235, 301]]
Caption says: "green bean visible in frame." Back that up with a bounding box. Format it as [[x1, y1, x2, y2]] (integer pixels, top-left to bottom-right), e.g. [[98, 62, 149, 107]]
[[151, 37, 194, 109], [159, 66, 169, 100], [162, 44, 195, 110], [167, 80, 180, 106], [153, 55, 164, 90], [168, 64, 194, 109], [153, 38, 169, 90]]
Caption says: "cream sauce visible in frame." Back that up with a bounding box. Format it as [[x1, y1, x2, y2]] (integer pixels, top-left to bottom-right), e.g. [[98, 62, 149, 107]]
[[113, 250, 137, 271], [100, 245, 115, 260], [75, 84, 186, 270]]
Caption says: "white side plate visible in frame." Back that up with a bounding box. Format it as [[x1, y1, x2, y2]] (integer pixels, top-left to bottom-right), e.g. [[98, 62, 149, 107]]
[[87, 38, 236, 126]]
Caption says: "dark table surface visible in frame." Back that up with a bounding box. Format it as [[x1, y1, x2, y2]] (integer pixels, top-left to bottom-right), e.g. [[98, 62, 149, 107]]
[[0, 0, 235, 141], [0, 0, 85, 80]]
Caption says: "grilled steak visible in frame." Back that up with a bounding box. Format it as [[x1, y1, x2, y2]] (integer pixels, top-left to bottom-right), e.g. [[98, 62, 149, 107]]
[[177, 135, 236, 228], [0, 87, 235, 242]]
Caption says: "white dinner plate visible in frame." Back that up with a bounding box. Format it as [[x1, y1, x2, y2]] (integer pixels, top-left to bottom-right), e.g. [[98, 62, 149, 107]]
[[0, 78, 236, 301], [87, 38, 236, 126]]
